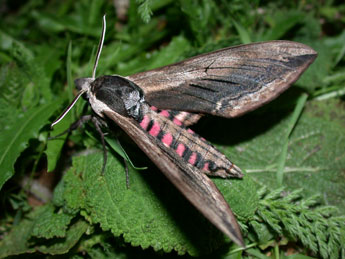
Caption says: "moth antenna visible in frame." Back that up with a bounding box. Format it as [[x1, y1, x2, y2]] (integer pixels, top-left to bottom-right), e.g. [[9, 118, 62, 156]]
[[51, 89, 86, 128], [92, 14, 106, 79], [51, 15, 107, 128]]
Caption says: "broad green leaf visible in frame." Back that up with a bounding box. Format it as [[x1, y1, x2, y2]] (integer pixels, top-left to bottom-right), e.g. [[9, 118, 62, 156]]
[[61, 152, 255, 256], [0, 101, 62, 190], [219, 98, 345, 214]]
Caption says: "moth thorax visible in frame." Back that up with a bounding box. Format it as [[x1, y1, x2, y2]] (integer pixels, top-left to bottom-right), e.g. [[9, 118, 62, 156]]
[[91, 75, 145, 120]]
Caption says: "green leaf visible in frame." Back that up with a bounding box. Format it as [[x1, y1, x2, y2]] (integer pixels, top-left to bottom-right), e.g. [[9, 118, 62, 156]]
[[137, 0, 154, 23], [0, 205, 88, 257], [220, 98, 345, 214], [0, 100, 62, 190], [60, 152, 254, 256], [105, 136, 147, 170], [253, 189, 345, 258], [31, 204, 74, 239], [213, 174, 258, 221], [37, 219, 89, 255]]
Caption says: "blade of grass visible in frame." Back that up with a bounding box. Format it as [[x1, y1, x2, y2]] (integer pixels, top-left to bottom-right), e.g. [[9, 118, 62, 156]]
[[276, 93, 308, 185], [232, 19, 252, 44], [67, 42, 74, 107]]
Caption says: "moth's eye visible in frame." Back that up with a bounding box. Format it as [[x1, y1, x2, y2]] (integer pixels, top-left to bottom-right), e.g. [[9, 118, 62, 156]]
[[75, 77, 93, 92], [74, 78, 84, 91]]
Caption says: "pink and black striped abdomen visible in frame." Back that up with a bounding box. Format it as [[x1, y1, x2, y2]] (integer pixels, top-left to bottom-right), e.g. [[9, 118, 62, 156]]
[[137, 105, 243, 178]]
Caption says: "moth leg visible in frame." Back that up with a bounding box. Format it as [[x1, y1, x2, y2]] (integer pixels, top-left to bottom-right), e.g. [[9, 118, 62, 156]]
[[48, 115, 93, 140], [91, 116, 108, 175]]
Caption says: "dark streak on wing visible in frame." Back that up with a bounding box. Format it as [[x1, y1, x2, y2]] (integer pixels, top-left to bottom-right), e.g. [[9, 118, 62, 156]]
[[126, 41, 317, 118]]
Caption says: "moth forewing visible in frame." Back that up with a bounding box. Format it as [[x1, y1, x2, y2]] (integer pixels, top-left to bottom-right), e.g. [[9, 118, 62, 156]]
[[103, 109, 245, 247], [126, 41, 317, 118]]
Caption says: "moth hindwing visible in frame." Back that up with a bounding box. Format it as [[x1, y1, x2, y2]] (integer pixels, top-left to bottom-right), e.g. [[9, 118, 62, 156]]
[[52, 15, 317, 247]]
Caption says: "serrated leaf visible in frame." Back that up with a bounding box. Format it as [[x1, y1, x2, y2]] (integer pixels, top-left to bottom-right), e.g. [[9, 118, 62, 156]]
[[61, 152, 251, 256], [36, 219, 89, 255], [0, 100, 62, 190], [31, 203, 74, 239]]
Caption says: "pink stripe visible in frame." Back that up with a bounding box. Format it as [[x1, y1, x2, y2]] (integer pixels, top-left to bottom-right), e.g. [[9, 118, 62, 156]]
[[150, 106, 158, 111], [203, 162, 209, 171], [187, 128, 195, 134], [173, 118, 182, 126], [176, 143, 185, 157], [149, 121, 161, 137], [188, 152, 197, 165], [140, 115, 150, 130], [162, 133, 173, 147], [159, 110, 170, 118]]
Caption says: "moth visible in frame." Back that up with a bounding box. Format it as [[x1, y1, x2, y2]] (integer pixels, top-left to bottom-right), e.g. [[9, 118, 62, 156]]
[[52, 16, 317, 247]]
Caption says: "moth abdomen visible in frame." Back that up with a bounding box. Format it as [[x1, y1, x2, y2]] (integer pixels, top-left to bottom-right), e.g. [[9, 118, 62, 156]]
[[137, 104, 243, 178]]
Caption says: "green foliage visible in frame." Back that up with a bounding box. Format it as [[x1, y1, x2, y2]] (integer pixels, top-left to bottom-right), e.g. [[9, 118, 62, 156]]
[[136, 0, 154, 23], [251, 188, 345, 259], [0, 0, 344, 258]]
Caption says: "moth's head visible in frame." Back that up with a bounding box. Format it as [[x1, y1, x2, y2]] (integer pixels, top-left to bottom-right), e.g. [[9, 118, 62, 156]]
[[75, 77, 94, 99]]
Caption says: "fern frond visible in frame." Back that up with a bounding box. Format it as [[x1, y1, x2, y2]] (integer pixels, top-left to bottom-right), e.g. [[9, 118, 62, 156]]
[[250, 189, 345, 258]]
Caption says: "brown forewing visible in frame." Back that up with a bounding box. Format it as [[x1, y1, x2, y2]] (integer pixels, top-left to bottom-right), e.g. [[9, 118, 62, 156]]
[[104, 110, 245, 247], [126, 41, 317, 118]]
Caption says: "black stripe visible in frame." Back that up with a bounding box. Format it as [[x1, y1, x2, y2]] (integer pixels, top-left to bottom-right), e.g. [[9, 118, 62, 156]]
[[208, 161, 217, 171], [182, 147, 193, 162], [171, 137, 179, 150], [194, 152, 203, 168], [146, 119, 154, 132], [168, 110, 176, 121], [157, 128, 164, 141]]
